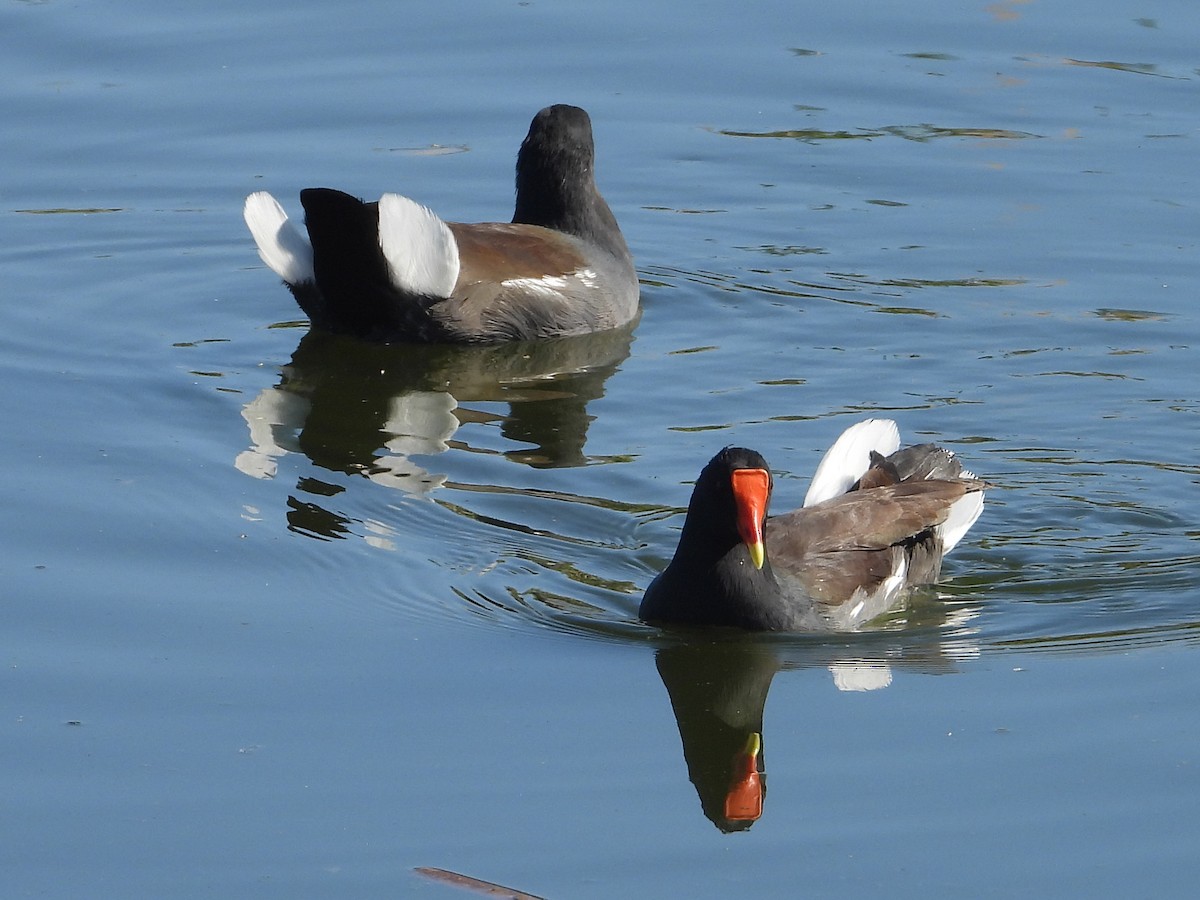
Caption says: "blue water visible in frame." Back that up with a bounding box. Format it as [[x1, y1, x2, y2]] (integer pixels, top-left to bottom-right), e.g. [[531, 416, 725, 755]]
[[4, 0, 1199, 896]]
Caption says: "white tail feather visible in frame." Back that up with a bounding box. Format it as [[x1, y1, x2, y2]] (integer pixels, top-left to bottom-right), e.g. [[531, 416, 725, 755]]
[[243, 191, 314, 285], [938, 490, 984, 555], [804, 418, 901, 507], [377, 193, 460, 298]]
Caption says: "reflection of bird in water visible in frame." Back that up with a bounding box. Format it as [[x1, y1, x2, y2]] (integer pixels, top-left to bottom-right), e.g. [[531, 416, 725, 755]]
[[236, 374, 457, 493], [652, 623, 983, 832], [235, 324, 634, 502], [243, 105, 638, 343], [723, 732, 764, 823], [641, 419, 987, 631], [654, 641, 777, 832]]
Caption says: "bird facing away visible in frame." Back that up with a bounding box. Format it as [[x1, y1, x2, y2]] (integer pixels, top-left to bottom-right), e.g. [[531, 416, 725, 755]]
[[244, 104, 638, 343]]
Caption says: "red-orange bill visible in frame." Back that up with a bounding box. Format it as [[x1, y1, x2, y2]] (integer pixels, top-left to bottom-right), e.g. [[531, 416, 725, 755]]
[[730, 467, 770, 569]]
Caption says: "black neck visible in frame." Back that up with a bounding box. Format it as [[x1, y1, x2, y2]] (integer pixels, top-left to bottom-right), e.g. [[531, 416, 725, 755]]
[[512, 146, 630, 263]]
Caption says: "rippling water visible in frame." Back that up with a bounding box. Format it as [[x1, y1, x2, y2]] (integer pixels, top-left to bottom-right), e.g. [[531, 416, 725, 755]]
[[5, 0, 1199, 896]]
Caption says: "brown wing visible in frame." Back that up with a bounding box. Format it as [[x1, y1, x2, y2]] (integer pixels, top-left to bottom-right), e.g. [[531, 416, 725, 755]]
[[440, 223, 607, 339], [784, 481, 978, 553], [852, 451, 901, 490], [765, 480, 982, 606], [448, 222, 588, 285]]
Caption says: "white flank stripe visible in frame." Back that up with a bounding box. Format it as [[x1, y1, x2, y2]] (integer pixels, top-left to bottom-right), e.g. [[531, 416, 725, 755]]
[[243, 191, 314, 285], [804, 418, 901, 507], [377, 193, 459, 298], [502, 274, 570, 296]]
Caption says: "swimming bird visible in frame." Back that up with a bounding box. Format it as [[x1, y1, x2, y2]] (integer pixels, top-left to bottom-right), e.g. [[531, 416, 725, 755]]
[[243, 104, 638, 343], [640, 419, 987, 631]]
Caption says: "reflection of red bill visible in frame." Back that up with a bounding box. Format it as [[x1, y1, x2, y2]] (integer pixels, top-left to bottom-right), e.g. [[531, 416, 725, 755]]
[[724, 732, 764, 822]]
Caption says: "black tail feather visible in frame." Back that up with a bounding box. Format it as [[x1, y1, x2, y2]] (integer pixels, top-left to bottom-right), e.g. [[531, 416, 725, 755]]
[[298, 188, 439, 340]]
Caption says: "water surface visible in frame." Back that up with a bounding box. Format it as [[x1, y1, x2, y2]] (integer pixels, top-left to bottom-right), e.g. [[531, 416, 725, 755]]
[[3, 0, 1199, 896]]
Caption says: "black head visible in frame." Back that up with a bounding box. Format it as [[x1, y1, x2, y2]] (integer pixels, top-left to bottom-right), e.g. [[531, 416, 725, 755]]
[[514, 105, 596, 216], [516, 104, 595, 178], [513, 105, 595, 225], [693, 447, 773, 512], [640, 446, 782, 629], [678, 447, 773, 562], [512, 105, 627, 258]]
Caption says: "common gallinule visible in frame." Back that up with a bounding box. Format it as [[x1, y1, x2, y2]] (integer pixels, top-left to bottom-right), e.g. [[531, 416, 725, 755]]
[[640, 419, 987, 631], [243, 104, 638, 343]]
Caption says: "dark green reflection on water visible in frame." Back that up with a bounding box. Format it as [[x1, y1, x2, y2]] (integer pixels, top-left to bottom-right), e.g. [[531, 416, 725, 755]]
[[716, 124, 1042, 143], [649, 617, 980, 832], [237, 322, 636, 506]]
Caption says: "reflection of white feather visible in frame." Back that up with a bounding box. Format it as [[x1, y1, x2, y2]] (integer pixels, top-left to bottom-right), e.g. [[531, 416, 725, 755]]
[[829, 664, 893, 692], [381, 391, 459, 456], [235, 382, 460, 496], [243, 192, 314, 285], [234, 386, 312, 479], [804, 418, 900, 507], [369, 391, 459, 494]]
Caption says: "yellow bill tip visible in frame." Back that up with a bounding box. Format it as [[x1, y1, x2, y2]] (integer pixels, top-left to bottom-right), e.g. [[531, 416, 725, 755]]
[[747, 540, 765, 570]]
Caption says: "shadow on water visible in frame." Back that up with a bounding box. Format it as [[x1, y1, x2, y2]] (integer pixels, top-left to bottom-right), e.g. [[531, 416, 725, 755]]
[[235, 323, 636, 514]]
